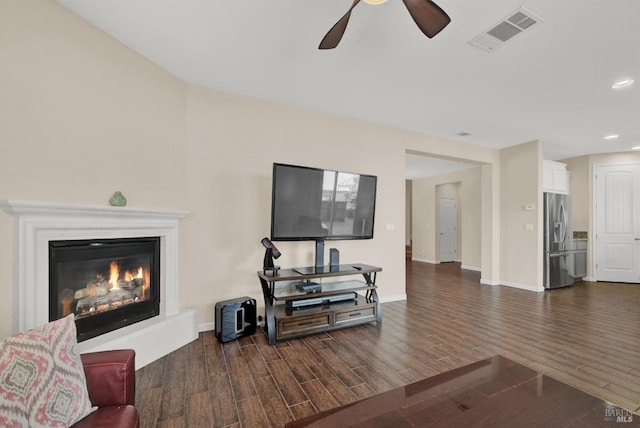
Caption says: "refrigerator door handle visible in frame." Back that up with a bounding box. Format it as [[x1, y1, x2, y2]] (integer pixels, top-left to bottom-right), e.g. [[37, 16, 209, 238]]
[[559, 202, 568, 244]]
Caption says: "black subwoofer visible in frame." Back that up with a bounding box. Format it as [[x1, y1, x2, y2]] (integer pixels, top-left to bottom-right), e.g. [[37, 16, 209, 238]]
[[215, 296, 257, 342]]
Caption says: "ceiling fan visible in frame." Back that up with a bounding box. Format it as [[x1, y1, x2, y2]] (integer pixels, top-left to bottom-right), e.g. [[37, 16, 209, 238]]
[[319, 0, 451, 49]]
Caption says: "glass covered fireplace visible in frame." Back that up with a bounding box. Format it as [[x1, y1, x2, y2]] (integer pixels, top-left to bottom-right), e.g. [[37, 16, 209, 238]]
[[49, 237, 161, 342]]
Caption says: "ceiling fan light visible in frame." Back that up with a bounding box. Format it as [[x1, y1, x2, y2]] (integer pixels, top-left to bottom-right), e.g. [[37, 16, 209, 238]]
[[363, 0, 388, 5], [612, 79, 634, 89]]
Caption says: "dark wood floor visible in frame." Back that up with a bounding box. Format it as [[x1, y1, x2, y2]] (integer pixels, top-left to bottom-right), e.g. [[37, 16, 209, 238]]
[[135, 260, 640, 427]]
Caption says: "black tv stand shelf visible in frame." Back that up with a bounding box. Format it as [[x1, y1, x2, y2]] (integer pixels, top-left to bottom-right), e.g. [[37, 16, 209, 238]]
[[257, 264, 382, 344]]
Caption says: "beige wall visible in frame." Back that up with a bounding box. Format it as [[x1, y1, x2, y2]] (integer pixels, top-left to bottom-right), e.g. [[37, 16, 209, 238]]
[[406, 140, 496, 165], [411, 178, 435, 262], [4, 0, 496, 336], [0, 0, 188, 338], [481, 162, 501, 284], [411, 167, 482, 270], [562, 156, 590, 231], [405, 180, 412, 246], [182, 85, 409, 320], [500, 141, 543, 290]]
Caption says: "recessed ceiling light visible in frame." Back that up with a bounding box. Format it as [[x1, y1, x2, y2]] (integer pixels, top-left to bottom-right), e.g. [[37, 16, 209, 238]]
[[632, 146, 640, 151], [612, 79, 634, 89], [604, 134, 619, 140]]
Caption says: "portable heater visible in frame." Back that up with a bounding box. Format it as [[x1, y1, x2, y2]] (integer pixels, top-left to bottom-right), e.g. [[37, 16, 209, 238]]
[[214, 297, 257, 342]]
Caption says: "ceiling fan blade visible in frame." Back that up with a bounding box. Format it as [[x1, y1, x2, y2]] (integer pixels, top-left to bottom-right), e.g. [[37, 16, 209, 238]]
[[402, 0, 451, 38], [319, 0, 362, 50]]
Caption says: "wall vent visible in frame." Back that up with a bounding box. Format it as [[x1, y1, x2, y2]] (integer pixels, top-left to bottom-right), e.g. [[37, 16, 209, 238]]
[[469, 7, 543, 52]]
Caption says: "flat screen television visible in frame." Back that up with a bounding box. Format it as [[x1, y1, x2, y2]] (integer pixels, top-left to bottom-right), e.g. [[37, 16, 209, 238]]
[[270, 163, 377, 242]]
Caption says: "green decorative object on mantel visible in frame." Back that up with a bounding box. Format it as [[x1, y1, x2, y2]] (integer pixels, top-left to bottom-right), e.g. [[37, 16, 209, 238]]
[[109, 191, 127, 207]]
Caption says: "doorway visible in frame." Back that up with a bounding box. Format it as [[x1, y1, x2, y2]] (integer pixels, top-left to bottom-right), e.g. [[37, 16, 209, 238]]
[[594, 164, 640, 283], [405, 152, 482, 270], [439, 197, 457, 262]]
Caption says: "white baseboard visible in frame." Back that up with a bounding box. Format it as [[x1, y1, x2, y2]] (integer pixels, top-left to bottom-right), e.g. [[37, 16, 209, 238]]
[[500, 280, 543, 292], [461, 264, 481, 272], [199, 322, 214, 332], [411, 257, 439, 264], [480, 278, 500, 286], [379, 294, 407, 303]]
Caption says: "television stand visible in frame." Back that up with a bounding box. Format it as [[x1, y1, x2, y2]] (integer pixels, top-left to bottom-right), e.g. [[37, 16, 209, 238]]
[[257, 264, 382, 344]]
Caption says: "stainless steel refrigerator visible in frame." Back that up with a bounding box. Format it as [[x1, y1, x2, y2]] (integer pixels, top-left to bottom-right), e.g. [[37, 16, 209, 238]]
[[544, 192, 574, 289]]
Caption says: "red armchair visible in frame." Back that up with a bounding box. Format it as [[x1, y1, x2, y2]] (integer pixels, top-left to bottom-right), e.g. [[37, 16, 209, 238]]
[[73, 349, 139, 428]]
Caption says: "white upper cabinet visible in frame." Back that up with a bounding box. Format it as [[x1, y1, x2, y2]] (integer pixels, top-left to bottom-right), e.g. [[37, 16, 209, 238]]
[[543, 160, 568, 194]]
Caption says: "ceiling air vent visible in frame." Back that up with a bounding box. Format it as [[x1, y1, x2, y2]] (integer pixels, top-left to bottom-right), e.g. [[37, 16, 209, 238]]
[[469, 7, 543, 52]]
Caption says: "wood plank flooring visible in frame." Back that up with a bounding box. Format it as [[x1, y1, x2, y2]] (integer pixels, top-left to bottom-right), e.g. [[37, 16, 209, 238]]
[[135, 260, 640, 427]]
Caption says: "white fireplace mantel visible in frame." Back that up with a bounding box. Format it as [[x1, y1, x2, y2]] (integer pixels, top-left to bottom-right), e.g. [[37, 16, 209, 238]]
[[0, 200, 198, 368]]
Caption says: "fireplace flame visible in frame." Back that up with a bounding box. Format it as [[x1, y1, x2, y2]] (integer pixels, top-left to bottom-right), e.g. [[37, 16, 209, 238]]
[[109, 260, 120, 290], [66, 259, 150, 320], [123, 266, 144, 282]]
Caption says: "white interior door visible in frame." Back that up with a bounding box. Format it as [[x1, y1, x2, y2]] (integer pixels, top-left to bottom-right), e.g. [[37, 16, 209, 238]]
[[595, 164, 640, 283], [439, 197, 457, 262]]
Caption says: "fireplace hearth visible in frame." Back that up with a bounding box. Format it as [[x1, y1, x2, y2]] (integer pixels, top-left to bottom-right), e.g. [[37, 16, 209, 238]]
[[49, 237, 161, 342], [0, 199, 198, 368]]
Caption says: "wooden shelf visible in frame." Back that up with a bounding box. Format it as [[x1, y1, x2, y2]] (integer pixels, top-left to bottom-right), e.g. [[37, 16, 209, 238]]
[[273, 295, 377, 341]]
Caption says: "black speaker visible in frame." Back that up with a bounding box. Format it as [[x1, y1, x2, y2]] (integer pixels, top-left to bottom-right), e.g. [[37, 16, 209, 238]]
[[315, 240, 325, 268], [215, 297, 256, 343]]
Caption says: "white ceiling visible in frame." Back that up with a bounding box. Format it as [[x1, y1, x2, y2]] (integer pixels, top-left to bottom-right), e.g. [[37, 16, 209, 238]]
[[57, 0, 639, 178]]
